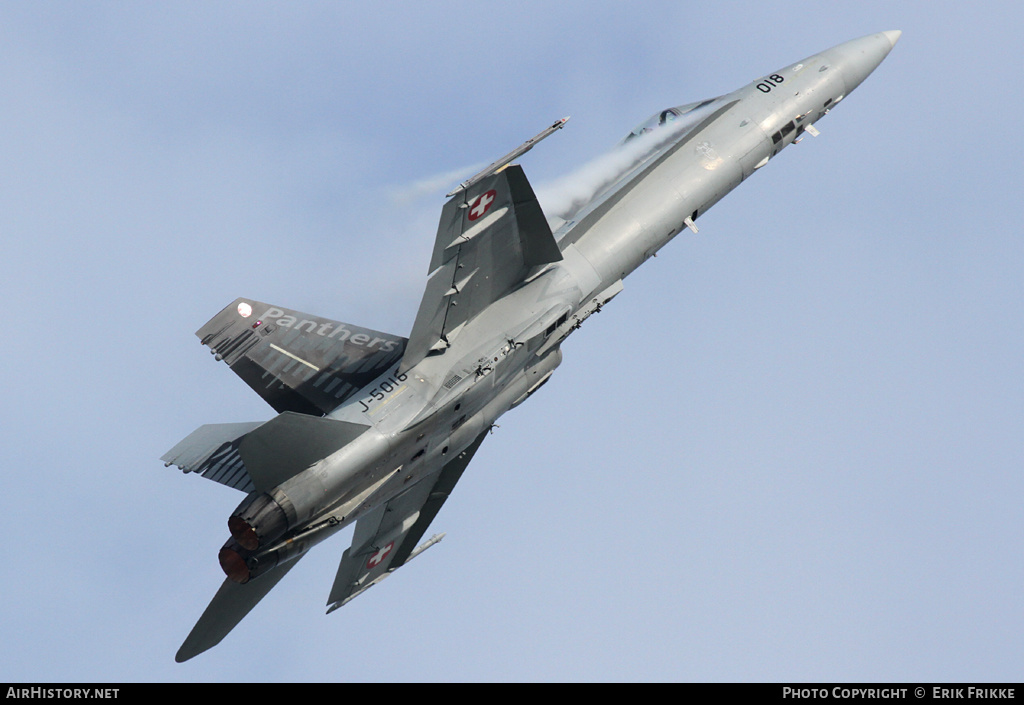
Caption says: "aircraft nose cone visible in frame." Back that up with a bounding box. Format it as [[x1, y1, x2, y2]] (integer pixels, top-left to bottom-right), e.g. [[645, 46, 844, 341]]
[[826, 30, 901, 96]]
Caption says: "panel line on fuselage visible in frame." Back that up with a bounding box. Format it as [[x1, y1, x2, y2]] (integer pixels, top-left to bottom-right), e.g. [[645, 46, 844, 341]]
[[560, 100, 739, 248]]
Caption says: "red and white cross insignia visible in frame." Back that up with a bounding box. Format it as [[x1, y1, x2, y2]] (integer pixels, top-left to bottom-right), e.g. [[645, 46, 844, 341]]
[[366, 541, 394, 569], [468, 190, 497, 221]]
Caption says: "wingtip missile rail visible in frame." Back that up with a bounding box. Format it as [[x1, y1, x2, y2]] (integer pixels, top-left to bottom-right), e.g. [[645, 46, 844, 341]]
[[447, 117, 570, 197]]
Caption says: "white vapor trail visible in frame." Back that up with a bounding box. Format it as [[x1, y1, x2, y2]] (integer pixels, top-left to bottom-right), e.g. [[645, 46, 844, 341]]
[[388, 162, 488, 206], [534, 102, 718, 226]]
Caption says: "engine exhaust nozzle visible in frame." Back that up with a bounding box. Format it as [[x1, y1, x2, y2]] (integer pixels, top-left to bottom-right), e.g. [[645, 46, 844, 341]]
[[227, 492, 288, 551]]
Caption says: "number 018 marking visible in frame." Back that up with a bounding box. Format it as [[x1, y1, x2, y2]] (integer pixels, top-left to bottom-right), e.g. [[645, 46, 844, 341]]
[[756, 74, 785, 93]]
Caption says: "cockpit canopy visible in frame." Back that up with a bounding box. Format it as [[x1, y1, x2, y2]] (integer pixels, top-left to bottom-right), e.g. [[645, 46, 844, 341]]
[[621, 98, 720, 144]]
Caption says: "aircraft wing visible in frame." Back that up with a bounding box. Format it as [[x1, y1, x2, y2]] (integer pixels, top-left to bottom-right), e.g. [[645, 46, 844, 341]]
[[175, 556, 304, 663], [401, 165, 562, 372], [326, 430, 488, 611], [198, 298, 407, 416]]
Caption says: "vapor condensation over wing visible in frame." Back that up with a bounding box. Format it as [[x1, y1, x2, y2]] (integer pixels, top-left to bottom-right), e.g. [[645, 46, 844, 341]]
[[389, 162, 488, 205], [535, 101, 720, 224]]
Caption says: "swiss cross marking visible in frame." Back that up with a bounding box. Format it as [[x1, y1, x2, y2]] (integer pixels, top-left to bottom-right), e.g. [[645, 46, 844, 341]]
[[366, 541, 394, 569], [468, 190, 497, 221]]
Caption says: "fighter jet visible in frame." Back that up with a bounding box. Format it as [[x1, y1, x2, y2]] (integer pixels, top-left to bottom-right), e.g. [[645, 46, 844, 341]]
[[164, 31, 901, 661]]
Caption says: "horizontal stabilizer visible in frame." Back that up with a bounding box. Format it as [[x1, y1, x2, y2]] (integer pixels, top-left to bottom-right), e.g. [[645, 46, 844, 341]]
[[162, 421, 264, 493], [239, 412, 371, 494], [198, 299, 406, 416], [163, 412, 371, 495], [175, 557, 303, 663]]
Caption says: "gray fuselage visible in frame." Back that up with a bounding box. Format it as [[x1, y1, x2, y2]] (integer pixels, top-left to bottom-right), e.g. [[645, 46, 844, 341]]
[[246, 30, 900, 572]]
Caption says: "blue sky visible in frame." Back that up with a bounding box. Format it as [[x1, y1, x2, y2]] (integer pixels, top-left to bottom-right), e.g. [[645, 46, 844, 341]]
[[1, 1, 1021, 682]]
